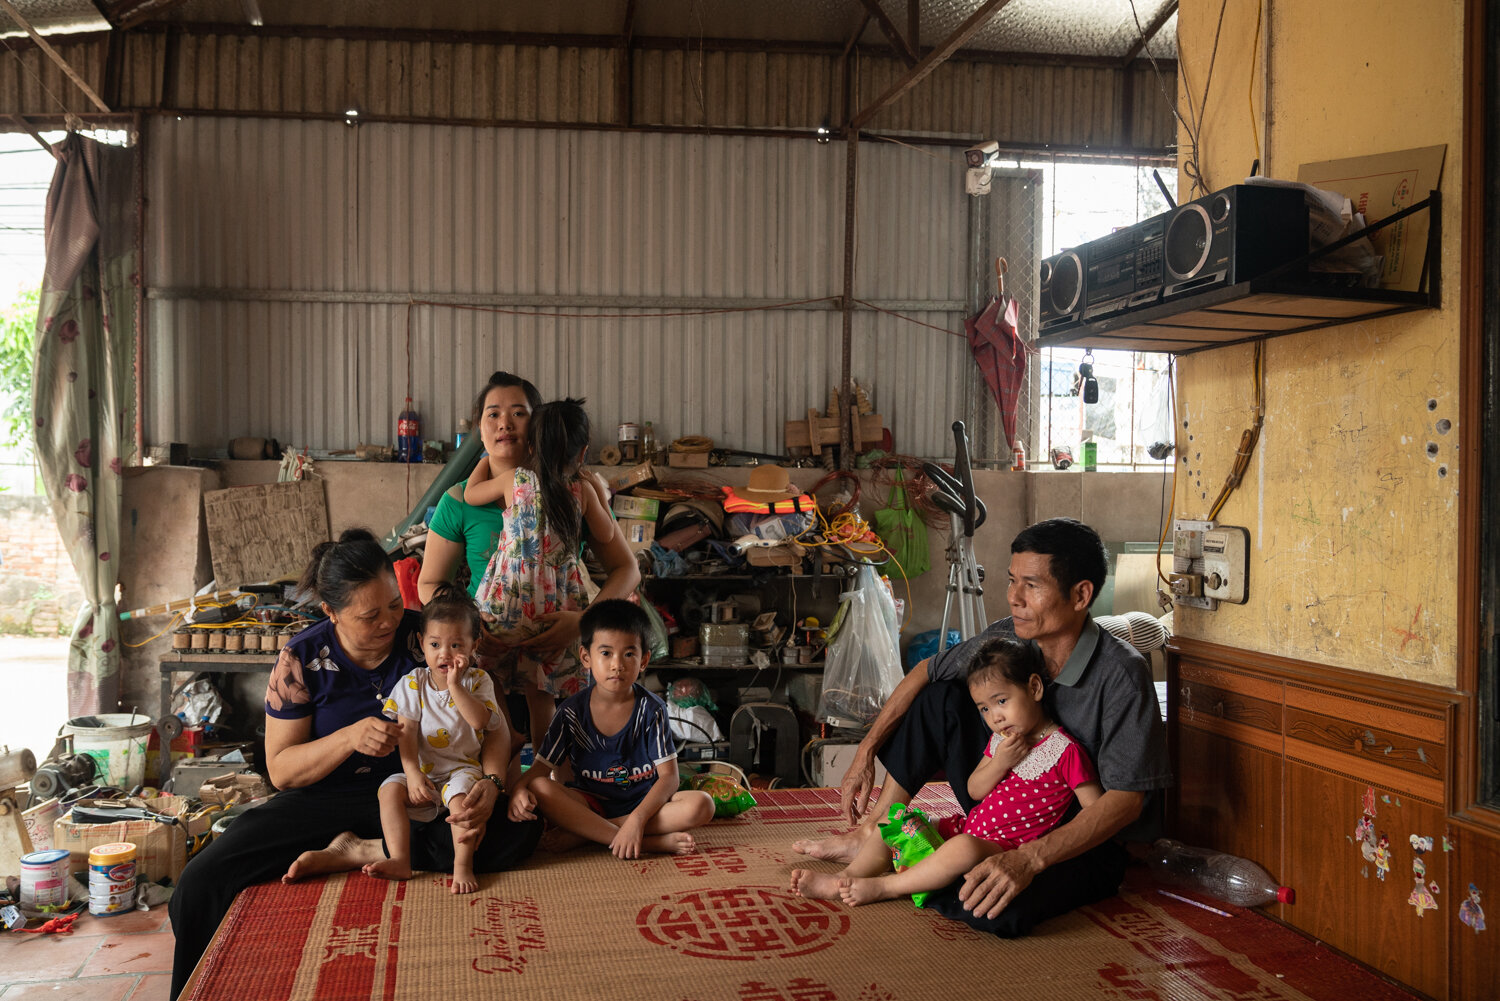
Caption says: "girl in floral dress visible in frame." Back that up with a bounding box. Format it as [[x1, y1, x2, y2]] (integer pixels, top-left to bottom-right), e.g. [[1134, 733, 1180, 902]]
[[467, 398, 616, 742]]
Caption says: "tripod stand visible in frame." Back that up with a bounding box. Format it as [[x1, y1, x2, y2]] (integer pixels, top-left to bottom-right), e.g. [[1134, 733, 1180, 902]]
[[923, 421, 988, 651]]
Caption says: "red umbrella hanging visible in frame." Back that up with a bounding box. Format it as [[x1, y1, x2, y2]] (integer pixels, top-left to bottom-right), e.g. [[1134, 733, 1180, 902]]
[[964, 258, 1027, 446]]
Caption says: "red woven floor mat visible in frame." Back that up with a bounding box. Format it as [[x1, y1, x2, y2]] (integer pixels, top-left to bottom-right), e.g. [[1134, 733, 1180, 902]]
[[188, 786, 1421, 1001]]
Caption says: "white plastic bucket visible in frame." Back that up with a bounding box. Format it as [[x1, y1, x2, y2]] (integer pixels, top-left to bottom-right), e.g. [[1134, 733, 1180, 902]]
[[21, 796, 61, 850], [61, 714, 154, 790]]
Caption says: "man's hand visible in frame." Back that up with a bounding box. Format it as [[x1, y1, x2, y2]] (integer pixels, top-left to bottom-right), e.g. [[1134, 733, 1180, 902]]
[[508, 788, 538, 823], [447, 774, 498, 832], [520, 610, 583, 656], [838, 752, 877, 826], [344, 717, 402, 758], [610, 814, 646, 859], [958, 848, 1044, 919]]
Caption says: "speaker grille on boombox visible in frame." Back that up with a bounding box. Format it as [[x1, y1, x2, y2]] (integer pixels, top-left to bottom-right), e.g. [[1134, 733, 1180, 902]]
[[1162, 185, 1307, 299], [1039, 249, 1083, 330]]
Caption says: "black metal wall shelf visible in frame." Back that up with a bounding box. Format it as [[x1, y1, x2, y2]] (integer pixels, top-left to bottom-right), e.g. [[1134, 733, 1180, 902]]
[[1036, 191, 1440, 355]]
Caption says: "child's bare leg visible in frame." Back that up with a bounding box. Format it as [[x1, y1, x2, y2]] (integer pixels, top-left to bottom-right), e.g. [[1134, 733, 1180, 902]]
[[448, 794, 482, 894], [790, 817, 896, 899], [840, 833, 1001, 906], [362, 784, 415, 880], [534, 780, 695, 854], [521, 674, 555, 746]]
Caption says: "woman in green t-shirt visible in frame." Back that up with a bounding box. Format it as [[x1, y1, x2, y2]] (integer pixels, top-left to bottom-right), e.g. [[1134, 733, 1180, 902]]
[[419, 370, 639, 739]]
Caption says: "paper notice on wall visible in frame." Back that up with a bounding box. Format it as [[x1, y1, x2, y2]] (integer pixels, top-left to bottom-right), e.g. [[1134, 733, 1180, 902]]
[[1296, 144, 1446, 291], [203, 478, 330, 586]]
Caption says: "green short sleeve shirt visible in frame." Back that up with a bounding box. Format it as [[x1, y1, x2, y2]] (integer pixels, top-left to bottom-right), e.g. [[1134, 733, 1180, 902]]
[[427, 481, 505, 595]]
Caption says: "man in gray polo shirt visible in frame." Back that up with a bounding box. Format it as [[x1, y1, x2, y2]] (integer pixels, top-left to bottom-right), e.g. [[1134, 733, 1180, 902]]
[[792, 517, 1171, 935]]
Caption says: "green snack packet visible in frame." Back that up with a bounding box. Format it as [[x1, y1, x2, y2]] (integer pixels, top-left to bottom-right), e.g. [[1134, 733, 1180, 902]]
[[878, 803, 946, 907]]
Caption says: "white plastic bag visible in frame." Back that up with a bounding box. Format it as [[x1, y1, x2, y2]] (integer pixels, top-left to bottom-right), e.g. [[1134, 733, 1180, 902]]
[[817, 564, 903, 727]]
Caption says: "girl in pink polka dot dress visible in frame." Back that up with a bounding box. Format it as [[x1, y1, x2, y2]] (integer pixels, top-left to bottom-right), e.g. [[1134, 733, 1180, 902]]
[[830, 637, 1103, 907]]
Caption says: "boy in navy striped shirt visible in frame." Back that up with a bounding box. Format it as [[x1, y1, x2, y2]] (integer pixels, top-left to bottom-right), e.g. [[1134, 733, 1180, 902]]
[[507, 599, 714, 857]]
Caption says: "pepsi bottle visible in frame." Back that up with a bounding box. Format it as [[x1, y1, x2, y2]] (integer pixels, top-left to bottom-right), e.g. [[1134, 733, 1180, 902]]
[[397, 398, 422, 463]]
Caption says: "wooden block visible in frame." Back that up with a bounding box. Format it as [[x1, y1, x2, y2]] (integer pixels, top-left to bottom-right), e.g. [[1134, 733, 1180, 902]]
[[668, 451, 709, 468]]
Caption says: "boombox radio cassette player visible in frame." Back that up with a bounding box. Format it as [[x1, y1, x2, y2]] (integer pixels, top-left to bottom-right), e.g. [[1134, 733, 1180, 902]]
[[1038, 183, 1309, 337]]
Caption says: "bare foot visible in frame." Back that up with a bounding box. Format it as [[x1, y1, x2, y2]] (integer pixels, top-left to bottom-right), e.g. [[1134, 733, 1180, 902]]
[[642, 832, 696, 855], [838, 875, 894, 906], [450, 864, 478, 894], [283, 832, 385, 883], [792, 830, 865, 864], [788, 868, 845, 899], [361, 857, 414, 881]]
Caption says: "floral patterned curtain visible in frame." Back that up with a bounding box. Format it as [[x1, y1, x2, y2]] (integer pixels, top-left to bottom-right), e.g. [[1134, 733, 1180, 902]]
[[34, 134, 138, 715]]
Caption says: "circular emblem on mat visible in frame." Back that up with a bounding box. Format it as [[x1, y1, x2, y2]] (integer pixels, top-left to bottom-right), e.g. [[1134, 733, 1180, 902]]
[[637, 886, 849, 961]]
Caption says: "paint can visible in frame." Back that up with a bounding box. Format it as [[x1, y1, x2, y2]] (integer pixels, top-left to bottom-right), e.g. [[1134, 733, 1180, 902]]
[[87, 842, 138, 917], [19, 849, 71, 909], [617, 422, 641, 463]]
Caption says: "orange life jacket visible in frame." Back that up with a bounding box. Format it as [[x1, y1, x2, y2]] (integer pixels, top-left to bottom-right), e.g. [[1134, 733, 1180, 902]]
[[720, 485, 817, 516]]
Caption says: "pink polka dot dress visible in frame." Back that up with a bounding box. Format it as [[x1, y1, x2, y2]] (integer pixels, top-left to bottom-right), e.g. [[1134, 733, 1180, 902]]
[[939, 728, 1097, 849]]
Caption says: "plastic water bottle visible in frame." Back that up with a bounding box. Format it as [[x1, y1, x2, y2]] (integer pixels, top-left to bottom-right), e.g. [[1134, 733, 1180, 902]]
[[1149, 839, 1294, 907], [455, 417, 471, 448], [642, 421, 657, 464], [397, 398, 422, 463]]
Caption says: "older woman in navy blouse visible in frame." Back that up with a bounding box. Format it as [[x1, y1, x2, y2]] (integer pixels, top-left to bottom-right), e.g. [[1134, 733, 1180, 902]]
[[168, 529, 541, 998]]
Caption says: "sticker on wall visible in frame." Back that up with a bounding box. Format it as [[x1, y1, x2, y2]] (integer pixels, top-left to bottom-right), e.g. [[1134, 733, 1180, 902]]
[[1353, 787, 1378, 875], [1382, 794, 1392, 804], [1443, 832, 1455, 852], [1407, 833, 1438, 915], [1374, 833, 1392, 881], [1408, 877, 1439, 917], [1459, 883, 1486, 934]]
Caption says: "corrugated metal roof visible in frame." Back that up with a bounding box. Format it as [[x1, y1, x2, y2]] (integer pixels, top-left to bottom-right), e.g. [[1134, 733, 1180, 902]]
[[144, 117, 1013, 458], [7, 0, 1179, 60]]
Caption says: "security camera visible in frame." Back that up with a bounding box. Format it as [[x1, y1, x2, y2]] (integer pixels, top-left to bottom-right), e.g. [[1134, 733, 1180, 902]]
[[965, 140, 1000, 168]]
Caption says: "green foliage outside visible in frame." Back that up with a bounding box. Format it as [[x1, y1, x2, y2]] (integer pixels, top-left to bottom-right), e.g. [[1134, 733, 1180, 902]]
[[0, 287, 41, 465]]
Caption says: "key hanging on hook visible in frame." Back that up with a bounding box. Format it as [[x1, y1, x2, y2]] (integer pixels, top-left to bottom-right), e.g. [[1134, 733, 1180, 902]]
[[1078, 350, 1099, 404]]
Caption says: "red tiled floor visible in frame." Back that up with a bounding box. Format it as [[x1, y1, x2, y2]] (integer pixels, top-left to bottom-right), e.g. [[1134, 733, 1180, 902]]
[[126, 973, 173, 1001], [75, 931, 175, 978], [0, 976, 135, 1000], [79, 909, 171, 935], [0, 933, 107, 982]]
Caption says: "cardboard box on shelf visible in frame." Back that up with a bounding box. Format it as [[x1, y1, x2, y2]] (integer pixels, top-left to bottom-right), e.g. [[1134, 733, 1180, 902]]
[[619, 518, 657, 553], [668, 451, 710, 468], [611, 494, 661, 521], [608, 462, 658, 492], [52, 795, 209, 883]]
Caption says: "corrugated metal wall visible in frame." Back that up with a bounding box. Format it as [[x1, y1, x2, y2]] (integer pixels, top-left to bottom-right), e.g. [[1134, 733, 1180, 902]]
[[146, 118, 1001, 458], [2, 32, 1175, 151]]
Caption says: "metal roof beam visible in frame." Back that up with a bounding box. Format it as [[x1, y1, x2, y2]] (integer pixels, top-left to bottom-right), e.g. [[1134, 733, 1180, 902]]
[[856, 0, 918, 67], [0, 0, 111, 112], [1121, 0, 1177, 67], [850, 0, 1013, 130]]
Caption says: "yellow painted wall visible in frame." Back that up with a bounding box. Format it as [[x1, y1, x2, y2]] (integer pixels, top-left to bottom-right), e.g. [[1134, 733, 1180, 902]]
[[1172, 0, 1463, 685]]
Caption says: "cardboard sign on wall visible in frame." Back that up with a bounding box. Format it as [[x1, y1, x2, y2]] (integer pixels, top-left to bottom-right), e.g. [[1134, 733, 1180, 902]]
[[203, 479, 329, 586], [1296, 144, 1446, 292]]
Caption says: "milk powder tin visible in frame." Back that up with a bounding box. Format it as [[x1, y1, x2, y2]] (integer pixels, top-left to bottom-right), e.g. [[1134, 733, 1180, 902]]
[[19, 849, 70, 909], [87, 841, 138, 916]]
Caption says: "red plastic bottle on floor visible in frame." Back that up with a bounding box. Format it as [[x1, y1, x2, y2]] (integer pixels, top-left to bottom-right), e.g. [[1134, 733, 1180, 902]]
[[1149, 839, 1294, 907]]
